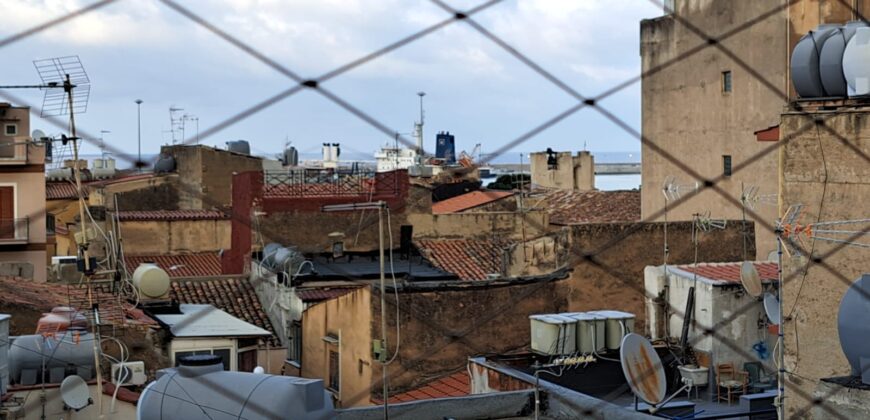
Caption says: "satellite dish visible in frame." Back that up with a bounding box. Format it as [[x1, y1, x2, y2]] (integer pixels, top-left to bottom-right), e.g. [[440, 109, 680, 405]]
[[619, 333, 667, 405], [740, 261, 763, 298], [764, 293, 781, 325], [31, 129, 47, 140], [767, 250, 778, 262], [60, 375, 92, 411]]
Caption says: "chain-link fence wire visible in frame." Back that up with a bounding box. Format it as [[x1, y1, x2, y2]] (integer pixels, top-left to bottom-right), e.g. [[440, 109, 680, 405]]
[[2, 0, 869, 418]]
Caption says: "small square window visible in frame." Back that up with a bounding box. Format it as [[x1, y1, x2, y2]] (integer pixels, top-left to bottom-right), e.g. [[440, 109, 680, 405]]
[[723, 155, 732, 177], [4, 124, 17, 136], [722, 71, 732, 93]]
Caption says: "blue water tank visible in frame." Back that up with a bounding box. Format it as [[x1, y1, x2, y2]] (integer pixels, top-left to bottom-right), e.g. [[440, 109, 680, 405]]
[[838, 274, 870, 380], [791, 24, 840, 97], [435, 131, 456, 164]]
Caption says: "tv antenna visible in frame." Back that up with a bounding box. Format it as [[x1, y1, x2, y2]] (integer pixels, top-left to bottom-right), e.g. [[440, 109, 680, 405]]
[[740, 183, 779, 259], [169, 106, 184, 144], [661, 176, 700, 269]]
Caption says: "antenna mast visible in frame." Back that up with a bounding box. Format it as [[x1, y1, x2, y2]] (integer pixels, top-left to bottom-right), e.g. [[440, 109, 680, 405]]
[[415, 92, 425, 162]]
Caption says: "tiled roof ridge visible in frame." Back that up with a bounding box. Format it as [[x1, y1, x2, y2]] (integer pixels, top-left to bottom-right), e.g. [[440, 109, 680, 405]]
[[116, 209, 229, 221]]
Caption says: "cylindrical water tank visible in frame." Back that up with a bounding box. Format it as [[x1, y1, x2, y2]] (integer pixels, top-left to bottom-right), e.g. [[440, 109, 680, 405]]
[[47, 167, 74, 181], [227, 140, 251, 155], [138, 356, 334, 420], [792, 24, 840, 97], [9, 333, 98, 384], [820, 21, 868, 97], [154, 154, 176, 173], [283, 147, 299, 166], [837, 274, 870, 377], [843, 27, 870, 97], [133, 262, 170, 299]]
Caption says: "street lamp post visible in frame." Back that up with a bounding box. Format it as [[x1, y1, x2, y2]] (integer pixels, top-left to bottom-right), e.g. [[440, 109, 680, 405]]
[[135, 99, 143, 171]]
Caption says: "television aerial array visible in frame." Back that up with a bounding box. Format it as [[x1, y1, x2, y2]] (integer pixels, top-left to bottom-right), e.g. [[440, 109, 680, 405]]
[[662, 176, 700, 202], [741, 184, 778, 210]]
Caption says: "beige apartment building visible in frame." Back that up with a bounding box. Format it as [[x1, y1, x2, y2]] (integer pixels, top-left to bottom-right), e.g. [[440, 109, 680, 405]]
[[0, 103, 47, 282], [640, 1, 869, 259]]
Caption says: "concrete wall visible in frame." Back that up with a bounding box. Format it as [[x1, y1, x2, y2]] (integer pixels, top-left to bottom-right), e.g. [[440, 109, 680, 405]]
[[780, 108, 870, 418], [162, 145, 262, 209], [530, 151, 594, 191], [640, 0, 785, 259], [1, 142, 47, 282], [336, 390, 536, 420], [118, 219, 230, 255], [7, 383, 137, 420], [301, 287, 373, 408], [99, 174, 180, 211], [562, 221, 748, 333], [644, 266, 776, 388]]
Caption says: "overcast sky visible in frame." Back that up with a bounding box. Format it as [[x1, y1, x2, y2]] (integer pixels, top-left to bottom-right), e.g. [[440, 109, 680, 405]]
[[0, 0, 662, 163]]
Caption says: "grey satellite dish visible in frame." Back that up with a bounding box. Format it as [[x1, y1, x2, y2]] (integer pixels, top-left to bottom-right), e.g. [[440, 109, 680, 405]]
[[60, 375, 92, 410], [31, 129, 47, 140], [763, 293, 781, 325], [620, 333, 666, 405], [740, 261, 763, 298]]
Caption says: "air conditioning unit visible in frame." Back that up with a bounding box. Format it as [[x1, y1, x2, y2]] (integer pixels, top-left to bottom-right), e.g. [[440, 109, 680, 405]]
[[111, 361, 146, 386]]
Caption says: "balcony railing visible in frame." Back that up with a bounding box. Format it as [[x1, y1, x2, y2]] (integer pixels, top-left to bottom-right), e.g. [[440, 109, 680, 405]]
[[0, 218, 29, 243], [263, 168, 400, 198], [0, 142, 28, 165]]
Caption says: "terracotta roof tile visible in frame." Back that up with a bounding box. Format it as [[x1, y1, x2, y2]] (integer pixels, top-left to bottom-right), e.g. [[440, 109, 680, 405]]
[[375, 371, 471, 404], [541, 189, 640, 225], [170, 278, 280, 346], [675, 261, 779, 285], [125, 253, 222, 278], [116, 210, 228, 221], [0, 276, 141, 328], [46, 182, 88, 200], [432, 190, 514, 214], [414, 238, 513, 281], [296, 288, 359, 302]]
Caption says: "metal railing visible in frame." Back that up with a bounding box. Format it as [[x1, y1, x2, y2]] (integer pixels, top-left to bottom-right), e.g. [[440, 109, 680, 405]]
[[0, 142, 27, 164], [0, 217, 29, 242], [263, 169, 400, 198]]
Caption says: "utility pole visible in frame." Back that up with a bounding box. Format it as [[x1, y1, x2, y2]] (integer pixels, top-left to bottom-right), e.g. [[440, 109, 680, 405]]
[[135, 99, 142, 170]]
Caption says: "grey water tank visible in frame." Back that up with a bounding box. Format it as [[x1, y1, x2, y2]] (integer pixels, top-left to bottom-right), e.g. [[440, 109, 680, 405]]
[[154, 153, 176, 173], [282, 146, 299, 166], [226, 140, 251, 155], [137, 355, 334, 420], [837, 274, 870, 381], [792, 24, 840, 98], [820, 21, 868, 97], [843, 27, 870, 96], [1, 314, 9, 395], [8, 333, 98, 385]]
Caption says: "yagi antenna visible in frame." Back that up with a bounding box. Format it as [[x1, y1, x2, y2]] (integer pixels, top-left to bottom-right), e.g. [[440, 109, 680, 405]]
[[693, 211, 727, 232], [0, 56, 91, 117], [662, 176, 700, 202], [741, 185, 778, 210], [777, 203, 870, 255]]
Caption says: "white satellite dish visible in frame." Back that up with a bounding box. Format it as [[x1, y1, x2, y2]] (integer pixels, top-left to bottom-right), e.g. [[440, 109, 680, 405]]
[[60, 375, 92, 411], [31, 129, 47, 140], [620, 333, 667, 405], [740, 261, 763, 298], [764, 293, 781, 325]]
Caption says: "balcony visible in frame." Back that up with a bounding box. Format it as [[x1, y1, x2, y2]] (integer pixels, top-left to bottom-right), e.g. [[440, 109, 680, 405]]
[[0, 218, 29, 244], [0, 142, 27, 165]]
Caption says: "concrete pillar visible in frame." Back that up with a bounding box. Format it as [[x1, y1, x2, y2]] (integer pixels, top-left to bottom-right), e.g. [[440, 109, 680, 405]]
[[573, 151, 594, 191]]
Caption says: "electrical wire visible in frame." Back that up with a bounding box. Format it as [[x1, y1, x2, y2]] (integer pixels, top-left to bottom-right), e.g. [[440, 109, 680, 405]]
[[383, 206, 402, 365]]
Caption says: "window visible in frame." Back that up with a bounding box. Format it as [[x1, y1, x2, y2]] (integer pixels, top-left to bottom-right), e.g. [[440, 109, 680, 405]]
[[290, 321, 303, 362], [328, 350, 340, 393], [174, 348, 232, 370], [46, 213, 56, 235], [722, 71, 732, 93], [723, 155, 733, 177], [4, 124, 17, 136]]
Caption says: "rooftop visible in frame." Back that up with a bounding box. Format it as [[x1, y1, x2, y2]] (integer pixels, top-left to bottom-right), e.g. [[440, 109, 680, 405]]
[[46, 182, 88, 200], [432, 190, 514, 214], [152, 304, 272, 338], [381, 371, 470, 404], [672, 261, 779, 286], [116, 209, 229, 221], [125, 253, 223, 278], [414, 238, 514, 281], [296, 287, 360, 303], [295, 254, 456, 282], [541, 189, 640, 225], [170, 277, 279, 345]]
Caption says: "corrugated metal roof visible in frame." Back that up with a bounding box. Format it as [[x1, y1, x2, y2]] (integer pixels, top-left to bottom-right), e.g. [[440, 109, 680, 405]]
[[154, 304, 272, 338], [432, 190, 514, 214], [116, 210, 229, 221], [542, 189, 640, 225], [672, 261, 779, 286], [414, 238, 513, 281], [125, 253, 222, 278]]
